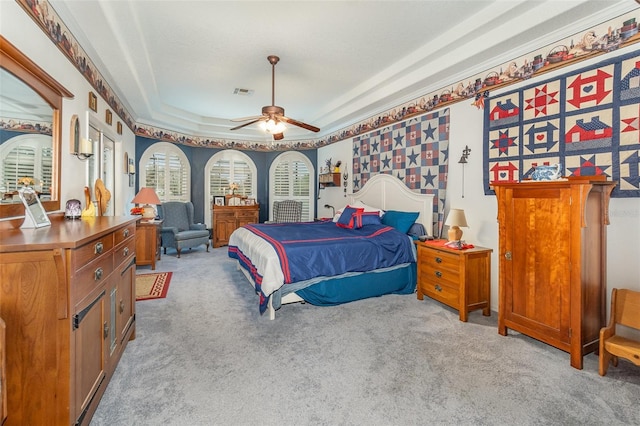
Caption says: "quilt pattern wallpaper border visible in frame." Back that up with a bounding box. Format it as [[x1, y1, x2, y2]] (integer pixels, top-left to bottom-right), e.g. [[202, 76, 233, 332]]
[[483, 49, 640, 198], [352, 109, 450, 236]]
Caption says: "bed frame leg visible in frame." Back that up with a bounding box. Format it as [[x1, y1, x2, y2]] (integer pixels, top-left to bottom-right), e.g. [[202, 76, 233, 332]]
[[268, 297, 276, 320]]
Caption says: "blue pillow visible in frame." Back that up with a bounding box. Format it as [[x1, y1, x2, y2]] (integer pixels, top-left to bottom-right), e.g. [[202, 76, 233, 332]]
[[336, 207, 363, 229], [353, 211, 382, 229], [381, 210, 419, 234]]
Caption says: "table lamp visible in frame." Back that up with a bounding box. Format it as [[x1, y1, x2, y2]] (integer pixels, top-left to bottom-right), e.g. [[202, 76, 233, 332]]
[[131, 187, 161, 219], [445, 208, 468, 241]]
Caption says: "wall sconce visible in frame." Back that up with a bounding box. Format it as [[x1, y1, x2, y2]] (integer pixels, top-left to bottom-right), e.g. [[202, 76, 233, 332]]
[[458, 145, 471, 198], [343, 170, 349, 197], [75, 137, 94, 160], [324, 204, 335, 218], [445, 208, 469, 242]]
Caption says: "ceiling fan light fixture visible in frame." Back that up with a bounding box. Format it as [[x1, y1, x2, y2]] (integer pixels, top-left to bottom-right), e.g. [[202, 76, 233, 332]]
[[260, 118, 286, 134]]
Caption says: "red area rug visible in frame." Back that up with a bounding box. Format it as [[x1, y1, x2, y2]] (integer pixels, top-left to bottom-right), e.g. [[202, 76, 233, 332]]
[[136, 272, 172, 301]]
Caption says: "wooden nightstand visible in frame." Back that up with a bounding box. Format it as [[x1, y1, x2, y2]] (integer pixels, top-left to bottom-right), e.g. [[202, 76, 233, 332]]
[[415, 240, 492, 322], [136, 219, 163, 270]]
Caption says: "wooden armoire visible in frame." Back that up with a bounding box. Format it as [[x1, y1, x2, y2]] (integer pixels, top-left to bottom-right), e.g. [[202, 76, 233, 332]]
[[493, 177, 615, 369]]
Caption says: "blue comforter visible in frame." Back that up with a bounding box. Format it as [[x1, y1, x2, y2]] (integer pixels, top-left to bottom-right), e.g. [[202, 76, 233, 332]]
[[234, 220, 414, 284]]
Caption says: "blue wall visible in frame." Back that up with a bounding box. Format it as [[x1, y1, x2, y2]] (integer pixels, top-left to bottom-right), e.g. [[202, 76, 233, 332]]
[[135, 136, 317, 223]]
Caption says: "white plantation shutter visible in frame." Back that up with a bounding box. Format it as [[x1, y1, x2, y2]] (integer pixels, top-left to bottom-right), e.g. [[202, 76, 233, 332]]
[[140, 143, 190, 202], [208, 157, 254, 197], [1, 137, 51, 193], [270, 152, 314, 221], [204, 150, 257, 228]]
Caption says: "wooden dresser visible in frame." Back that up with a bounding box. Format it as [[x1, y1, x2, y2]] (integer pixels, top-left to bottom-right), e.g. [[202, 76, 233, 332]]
[[416, 240, 493, 322], [0, 215, 137, 425], [493, 177, 615, 369], [212, 204, 260, 247]]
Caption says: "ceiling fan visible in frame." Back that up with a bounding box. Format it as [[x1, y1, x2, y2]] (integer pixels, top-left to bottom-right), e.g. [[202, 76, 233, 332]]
[[230, 55, 320, 141]]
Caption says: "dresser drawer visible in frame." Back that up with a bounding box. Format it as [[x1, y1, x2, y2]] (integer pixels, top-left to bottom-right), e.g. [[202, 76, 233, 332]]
[[73, 254, 114, 302], [114, 237, 136, 267], [215, 211, 236, 220], [72, 234, 114, 271], [236, 210, 258, 220], [114, 223, 136, 246]]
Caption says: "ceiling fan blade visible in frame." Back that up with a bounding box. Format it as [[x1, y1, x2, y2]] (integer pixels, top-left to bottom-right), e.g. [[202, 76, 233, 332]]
[[280, 115, 320, 133], [230, 118, 263, 131], [231, 115, 264, 122], [272, 132, 284, 141]]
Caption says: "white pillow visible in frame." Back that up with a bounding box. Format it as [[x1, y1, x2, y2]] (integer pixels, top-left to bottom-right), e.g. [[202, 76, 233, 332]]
[[349, 200, 385, 217]]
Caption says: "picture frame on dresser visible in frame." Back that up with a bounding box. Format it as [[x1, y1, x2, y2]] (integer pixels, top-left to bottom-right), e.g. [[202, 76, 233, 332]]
[[18, 187, 51, 229], [214, 196, 225, 206]]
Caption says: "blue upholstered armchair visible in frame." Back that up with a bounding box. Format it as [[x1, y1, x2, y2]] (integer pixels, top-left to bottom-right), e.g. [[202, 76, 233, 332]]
[[157, 202, 210, 258]]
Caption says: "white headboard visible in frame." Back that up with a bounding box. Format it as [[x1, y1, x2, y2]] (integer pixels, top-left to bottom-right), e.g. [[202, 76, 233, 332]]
[[348, 174, 435, 236]]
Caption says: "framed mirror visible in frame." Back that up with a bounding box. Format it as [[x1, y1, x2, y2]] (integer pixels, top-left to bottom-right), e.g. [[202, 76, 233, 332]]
[[0, 36, 73, 222]]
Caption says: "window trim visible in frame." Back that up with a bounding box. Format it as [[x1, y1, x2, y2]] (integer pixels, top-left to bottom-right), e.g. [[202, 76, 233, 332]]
[[138, 142, 190, 203], [204, 149, 257, 228], [269, 151, 315, 222]]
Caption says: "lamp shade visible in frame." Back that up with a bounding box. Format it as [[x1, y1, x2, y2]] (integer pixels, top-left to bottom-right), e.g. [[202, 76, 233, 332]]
[[132, 187, 161, 219], [445, 209, 468, 242], [445, 209, 468, 227]]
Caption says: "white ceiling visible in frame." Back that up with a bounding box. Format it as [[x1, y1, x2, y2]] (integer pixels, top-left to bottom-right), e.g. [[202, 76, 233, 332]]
[[49, 0, 636, 142]]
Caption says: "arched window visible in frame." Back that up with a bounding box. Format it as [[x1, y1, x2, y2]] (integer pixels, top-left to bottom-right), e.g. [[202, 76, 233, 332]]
[[139, 142, 190, 202], [0, 134, 52, 196], [204, 149, 257, 228], [269, 151, 315, 221]]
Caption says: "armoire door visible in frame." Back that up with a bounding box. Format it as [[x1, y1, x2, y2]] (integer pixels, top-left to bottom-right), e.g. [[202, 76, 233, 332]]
[[501, 187, 572, 348]]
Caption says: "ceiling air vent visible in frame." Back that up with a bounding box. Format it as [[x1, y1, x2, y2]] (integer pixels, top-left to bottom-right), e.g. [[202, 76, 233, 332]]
[[233, 88, 254, 96]]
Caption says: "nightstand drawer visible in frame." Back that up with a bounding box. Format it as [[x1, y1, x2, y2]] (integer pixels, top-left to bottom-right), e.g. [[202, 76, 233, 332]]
[[422, 279, 459, 307], [419, 263, 459, 288], [418, 247, 459, 272]]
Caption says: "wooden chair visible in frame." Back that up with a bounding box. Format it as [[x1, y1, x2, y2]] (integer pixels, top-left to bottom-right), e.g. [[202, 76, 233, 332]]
[[599, 288, 640, 376]]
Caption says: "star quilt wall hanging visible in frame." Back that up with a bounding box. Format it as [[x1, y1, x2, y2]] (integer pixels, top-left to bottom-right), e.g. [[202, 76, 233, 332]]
[[352, 109, 450, 236]]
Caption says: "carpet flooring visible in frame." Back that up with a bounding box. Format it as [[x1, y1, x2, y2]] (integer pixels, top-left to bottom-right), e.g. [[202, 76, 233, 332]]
[[91, 247, 640, 425], [135, 271, 172, 301]]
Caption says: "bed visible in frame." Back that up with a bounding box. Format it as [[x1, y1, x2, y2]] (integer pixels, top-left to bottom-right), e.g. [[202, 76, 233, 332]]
[[228, 174, 435, 319]]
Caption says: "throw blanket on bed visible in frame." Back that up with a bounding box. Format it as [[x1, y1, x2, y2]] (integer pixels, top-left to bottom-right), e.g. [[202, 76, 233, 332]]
[[228, 221, 415, 313]]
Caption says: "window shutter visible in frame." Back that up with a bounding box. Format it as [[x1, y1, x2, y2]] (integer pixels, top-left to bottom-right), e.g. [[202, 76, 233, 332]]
[[208, 158, 254, 197], [272, 157, 311, 220], [3, 146, 36, 191]]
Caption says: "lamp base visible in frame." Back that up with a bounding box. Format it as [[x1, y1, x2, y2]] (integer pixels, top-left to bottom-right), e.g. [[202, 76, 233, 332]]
[[141, 205, 156, 219], [448, 226, 463, 242]]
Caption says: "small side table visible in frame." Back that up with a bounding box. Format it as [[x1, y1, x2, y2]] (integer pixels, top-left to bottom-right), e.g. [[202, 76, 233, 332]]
[[415, 240, 493, 322], [135, 219, 163, 270]]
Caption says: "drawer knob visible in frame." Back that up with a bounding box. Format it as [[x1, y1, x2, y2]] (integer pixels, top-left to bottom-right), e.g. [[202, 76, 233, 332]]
[[94, 267, 103, 281], [434, 284, 442, 292], [123, 247, 129, 257], [435, 257, 442, 263], [435, 271, 442, 278], [123, 228, 130, 237], [94, 242, 104, 254], [505, 251, 512, 260]]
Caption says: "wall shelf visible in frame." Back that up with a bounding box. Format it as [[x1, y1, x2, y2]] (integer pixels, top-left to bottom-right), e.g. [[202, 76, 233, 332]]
[[319, 173, 340, 188]]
